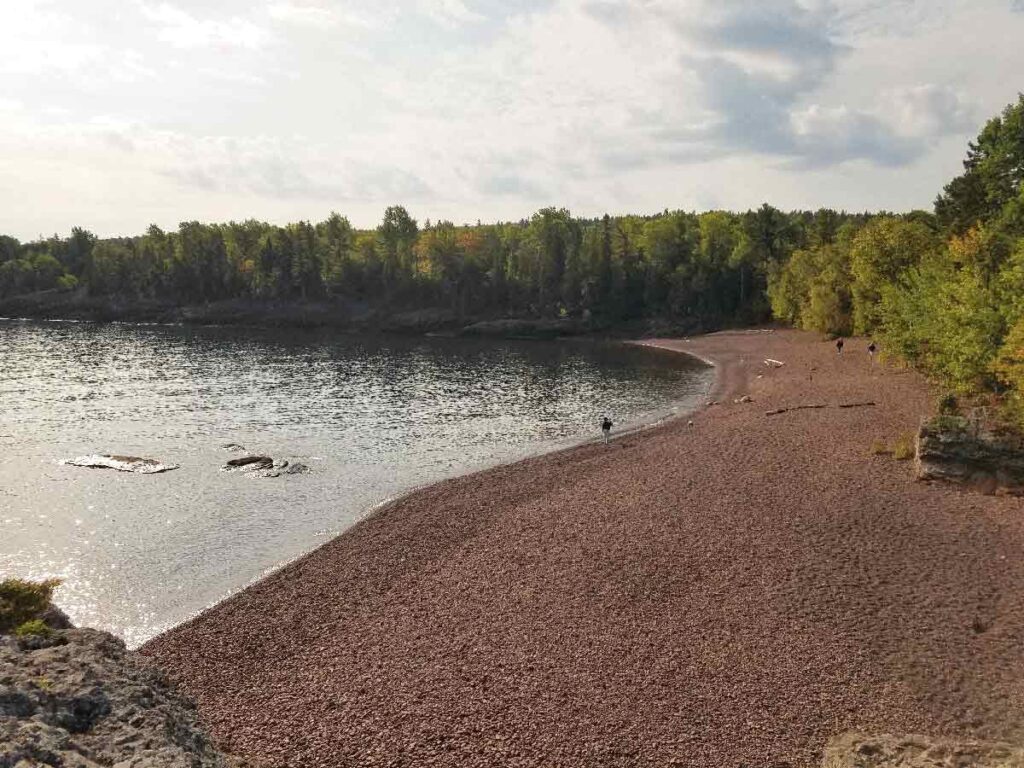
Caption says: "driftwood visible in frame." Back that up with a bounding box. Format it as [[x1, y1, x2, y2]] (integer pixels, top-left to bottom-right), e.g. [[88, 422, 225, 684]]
[[764, 358, 785, 368], [765, 404, 827, 416], [766, 401, 877, 416]]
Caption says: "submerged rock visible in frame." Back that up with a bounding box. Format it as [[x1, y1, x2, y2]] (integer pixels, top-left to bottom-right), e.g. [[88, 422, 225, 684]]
[[0, 626, 242, 767], [220, 443, 247, 452], [285, 463, 310, 475], [63, 455, 179, 474]]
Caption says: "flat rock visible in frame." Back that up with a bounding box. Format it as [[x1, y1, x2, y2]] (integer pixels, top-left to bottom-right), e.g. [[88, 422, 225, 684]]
[[63, 455, 179, 474]]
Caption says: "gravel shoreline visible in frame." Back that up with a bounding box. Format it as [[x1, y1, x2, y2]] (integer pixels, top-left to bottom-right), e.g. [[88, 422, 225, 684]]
[[141, 329, 1024, 767]]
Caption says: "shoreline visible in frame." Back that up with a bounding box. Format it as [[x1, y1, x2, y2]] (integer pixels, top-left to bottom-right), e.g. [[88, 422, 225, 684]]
[[141, 329, 1024, 767], [120, 345, 714, 649]]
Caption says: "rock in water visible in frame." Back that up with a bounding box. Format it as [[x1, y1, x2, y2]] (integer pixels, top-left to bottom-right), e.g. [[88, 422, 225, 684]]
[[225, 456, 273, 470], [221, 443, 247, 452], [0, 628, 241, 767], [285, 463, 310, 475], [64, 455, 179, 474]]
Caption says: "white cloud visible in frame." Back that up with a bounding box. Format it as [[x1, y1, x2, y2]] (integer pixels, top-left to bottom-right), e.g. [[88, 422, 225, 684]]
[[141, 2, 272, 49], [416, 0, 485, 26], [0, 0, 1023, 239]]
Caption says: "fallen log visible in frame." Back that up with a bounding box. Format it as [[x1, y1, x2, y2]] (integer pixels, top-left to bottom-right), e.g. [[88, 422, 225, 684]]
[[838, 401, 877, 409], [765, 404, 827, 415]]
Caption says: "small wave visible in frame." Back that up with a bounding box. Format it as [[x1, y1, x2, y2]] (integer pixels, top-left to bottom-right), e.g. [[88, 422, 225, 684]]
[[62, 455, 179, 474]]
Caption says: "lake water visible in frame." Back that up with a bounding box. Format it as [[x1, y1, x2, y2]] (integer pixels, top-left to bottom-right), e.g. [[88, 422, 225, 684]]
[[0, 319, 712, 646]]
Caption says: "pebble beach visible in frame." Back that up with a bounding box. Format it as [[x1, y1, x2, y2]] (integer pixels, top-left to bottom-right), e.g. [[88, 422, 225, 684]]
[[140, 329, 1024, 767]]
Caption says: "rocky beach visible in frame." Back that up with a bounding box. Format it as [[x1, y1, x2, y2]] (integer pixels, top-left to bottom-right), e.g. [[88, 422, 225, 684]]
[[138, 328, 1024, 767]]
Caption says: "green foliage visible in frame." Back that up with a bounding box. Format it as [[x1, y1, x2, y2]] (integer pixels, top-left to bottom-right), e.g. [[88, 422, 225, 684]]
[[0, 578, 61, 633], [14, 619, 53, 639], [849, 217, 939, 335], [936, 94, 1024, 234], [2, 204, 861, 330]]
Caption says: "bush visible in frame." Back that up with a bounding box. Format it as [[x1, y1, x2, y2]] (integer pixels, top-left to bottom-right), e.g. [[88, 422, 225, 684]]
[[0, 578, 61, 633], [14, 619, 53, 638], [938, 393, 960, 415]]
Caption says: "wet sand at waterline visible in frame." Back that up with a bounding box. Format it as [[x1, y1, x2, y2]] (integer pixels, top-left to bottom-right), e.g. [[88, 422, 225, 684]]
[[141, 329, 1024, 767]]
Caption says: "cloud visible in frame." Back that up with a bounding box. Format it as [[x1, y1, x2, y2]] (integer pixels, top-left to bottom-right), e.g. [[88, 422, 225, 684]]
[[141, 2, 271, 49], [416, 0, 485, 26], [266, 1, 377, 29]]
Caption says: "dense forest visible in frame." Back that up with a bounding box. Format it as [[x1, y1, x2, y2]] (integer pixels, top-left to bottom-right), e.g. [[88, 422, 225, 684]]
[[769, 94, 1024, 423], [0, 195, 878, 331]]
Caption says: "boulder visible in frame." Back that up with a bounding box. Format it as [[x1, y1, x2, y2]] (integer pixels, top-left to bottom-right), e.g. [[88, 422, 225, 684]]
[[0, 628, 242, 767], [916, 417, 1024, 495], [822, 732, 1024, 767], [225, 456, 273, 470]]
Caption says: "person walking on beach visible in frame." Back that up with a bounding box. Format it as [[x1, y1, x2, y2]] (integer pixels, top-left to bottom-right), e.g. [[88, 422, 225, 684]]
[[601, 416, 613, 443], [836, 338, 844, 354]]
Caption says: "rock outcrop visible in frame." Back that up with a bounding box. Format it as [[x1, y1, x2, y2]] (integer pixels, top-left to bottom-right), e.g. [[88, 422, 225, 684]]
[[822, 732, 1024, 767], [916, 416, 1024, 495], [0, 627, 240, 768]]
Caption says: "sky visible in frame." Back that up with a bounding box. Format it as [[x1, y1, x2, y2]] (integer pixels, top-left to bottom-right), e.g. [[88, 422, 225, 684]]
[[1, 0, 1023, 240]]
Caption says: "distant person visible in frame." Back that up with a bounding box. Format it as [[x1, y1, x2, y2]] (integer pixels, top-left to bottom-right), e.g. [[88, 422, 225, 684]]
[[836, 338, 844, 354], [601, 416, 613, 443], [868, 341, 877, 361]]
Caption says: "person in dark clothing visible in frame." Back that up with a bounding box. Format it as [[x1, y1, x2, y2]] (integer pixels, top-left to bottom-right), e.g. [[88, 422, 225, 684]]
[[868, 341, 877, 362], [836, 338, 844, 354], [601, 416, 613, 443]]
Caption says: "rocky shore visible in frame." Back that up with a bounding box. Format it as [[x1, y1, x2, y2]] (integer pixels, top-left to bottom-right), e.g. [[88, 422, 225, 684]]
[[1, 623, 239, 767], [139, 329, 1024, 767]]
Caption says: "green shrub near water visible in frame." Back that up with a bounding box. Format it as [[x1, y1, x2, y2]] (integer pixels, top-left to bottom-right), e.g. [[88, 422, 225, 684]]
[[14, 619, 53, 638], [0, 577, 61, 634]]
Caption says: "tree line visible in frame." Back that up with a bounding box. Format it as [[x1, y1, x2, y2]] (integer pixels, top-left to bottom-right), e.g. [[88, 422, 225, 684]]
[[1, 201, 879, 332], [768, 94, 1024, 423]]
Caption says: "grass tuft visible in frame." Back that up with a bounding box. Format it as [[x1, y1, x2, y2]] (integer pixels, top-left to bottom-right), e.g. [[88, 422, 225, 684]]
[[869, 439, 892, 456], [892, 432, 916, 460]]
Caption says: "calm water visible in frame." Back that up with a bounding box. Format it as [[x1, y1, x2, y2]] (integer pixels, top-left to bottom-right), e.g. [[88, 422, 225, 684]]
[[0, 320, 712, 646]]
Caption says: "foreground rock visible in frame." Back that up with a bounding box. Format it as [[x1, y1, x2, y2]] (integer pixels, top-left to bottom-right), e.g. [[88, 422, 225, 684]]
[[822, 732, 1024, 767], [0, 627, 240, 768], [63, 455, 179, 474], [916, 416, 1024, 495]]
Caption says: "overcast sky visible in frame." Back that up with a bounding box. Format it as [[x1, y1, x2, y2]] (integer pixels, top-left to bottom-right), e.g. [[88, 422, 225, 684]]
[[1, 0, 1022, 240]]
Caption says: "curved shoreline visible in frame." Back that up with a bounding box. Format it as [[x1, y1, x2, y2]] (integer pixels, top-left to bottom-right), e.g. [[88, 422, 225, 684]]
[[141, 329, 1024, 767]]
